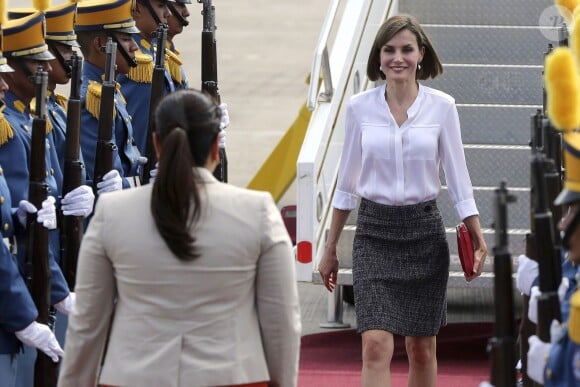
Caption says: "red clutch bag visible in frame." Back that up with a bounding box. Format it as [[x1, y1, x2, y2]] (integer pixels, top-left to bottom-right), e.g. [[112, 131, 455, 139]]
[[456, 223, 475, 276]]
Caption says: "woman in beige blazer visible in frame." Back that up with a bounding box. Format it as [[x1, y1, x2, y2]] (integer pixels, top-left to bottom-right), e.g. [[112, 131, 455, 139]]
[[57, 89, 302, 387]]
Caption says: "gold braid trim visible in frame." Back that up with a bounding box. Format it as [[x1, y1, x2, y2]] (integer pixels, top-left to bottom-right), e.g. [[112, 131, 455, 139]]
[[55, 93, 69, 112], [0, 107, 13, 146], [86, 81, 117, 120], [29, 98, 53, 134], [126, 52, 154, 83], [165, 48, 183, 84]]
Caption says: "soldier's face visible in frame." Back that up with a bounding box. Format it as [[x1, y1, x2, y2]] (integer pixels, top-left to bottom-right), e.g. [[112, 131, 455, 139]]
[[560, 204, 580, 264], [135, 0, 172, 36], [168, 3, 189, 37], [26, 60, 52, 74], [114, 33, 139, 75], [49, 43, 73, 85]]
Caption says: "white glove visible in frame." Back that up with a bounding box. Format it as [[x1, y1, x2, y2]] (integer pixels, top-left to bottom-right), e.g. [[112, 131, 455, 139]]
[[219, 103, 229, 130], [528, 286, 540, 324], [478, 382, 494, 387], [550, 318, 563, 343], [96, 169, 122, 194], [516, 254, 538, 296], [17, 197, 57, 230], [54, 292, 75, 315], [37, 197, 57, 230], [137, 156, 148, 166], [61, 185, 95, 217], [527, 335, 551, 384], [16, 200, 36, 226], [149, 162, 158, 184], [15, 321, 64, 362], [528, 278, 570, 324], [557, 277, 569, 302], [218, 129, 226, 149]]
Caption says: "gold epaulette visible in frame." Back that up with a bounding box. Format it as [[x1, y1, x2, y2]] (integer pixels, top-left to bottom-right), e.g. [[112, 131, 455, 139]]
[[55, 93, 68, 111], [85, 81, 117, 120], [165, 48, 183, 84], [569, 289, 580, 344], [29, 98, 53, 135], [126, 51, 153, 83], [0, 106, 13, 146]]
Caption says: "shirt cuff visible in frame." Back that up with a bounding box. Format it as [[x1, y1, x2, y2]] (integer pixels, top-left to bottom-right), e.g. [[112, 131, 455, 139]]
[[332, 189, 358, 211], [455, 198, 478, 221]]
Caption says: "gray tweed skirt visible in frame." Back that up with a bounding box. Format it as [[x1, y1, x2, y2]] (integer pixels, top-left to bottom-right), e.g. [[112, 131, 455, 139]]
[[353, 198, 450, 337]]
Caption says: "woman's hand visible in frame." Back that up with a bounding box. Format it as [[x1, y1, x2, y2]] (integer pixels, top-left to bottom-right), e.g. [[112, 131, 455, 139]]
[[463, 215, 488, 282], [319, 245, 339, 292]]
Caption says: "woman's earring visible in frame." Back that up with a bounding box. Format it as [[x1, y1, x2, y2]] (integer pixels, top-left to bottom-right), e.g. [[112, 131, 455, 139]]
[[379, 66, 383, 72], [417, 63, 422, 70]]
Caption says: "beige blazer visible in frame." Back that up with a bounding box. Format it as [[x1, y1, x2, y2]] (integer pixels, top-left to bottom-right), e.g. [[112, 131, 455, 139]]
[[57, 168, 301, 387]]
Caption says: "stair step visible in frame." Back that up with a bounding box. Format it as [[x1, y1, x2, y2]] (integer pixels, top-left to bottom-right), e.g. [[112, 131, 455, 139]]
[[457, 105, 538, 146], [400, 0, 554, 26], [439, 145, 531, 187], [423, 66, 543, 106], [424, 25, 551, 66], [437, 187, 530, 230]]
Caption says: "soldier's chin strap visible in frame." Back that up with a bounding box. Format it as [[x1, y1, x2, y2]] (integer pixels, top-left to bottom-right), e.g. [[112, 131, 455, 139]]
[[167, 2, 189, 27], [562, 208, 580, 251], [47, 41, 72, 79], [107, 33, 138, 68], [137, 0, 162, 25]]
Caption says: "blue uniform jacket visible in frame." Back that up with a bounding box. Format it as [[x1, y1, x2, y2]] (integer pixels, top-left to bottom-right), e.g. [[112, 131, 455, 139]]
[[0, 164, 37, 355], [47, 92, 87, 186], [0, 92, 69, 305], [544, 263, 580, 386], [80, 61, 141, 188], [117, 34, 175, 154]]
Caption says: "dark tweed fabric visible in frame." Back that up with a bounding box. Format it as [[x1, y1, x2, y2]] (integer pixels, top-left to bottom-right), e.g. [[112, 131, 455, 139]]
[[353, 198, 450, 337]]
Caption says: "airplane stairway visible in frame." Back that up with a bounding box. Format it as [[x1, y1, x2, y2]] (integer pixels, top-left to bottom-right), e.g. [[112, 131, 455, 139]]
[[296, 0, 556, 324]]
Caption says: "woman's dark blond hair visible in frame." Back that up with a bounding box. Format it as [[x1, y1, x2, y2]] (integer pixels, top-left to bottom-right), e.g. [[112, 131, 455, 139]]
[[367, 14, 443, 82]]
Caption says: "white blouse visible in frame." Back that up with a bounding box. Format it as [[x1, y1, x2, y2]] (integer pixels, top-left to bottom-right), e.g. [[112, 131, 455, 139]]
[[332, 83, 478, 221]]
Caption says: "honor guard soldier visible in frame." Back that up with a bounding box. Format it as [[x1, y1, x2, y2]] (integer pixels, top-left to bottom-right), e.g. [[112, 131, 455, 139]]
[[0, 28, 63, 387], [9, 1, 85, 177], [8, 0, 96, 365], [166, 0, 190, 90], [527, 131, 580, 386], [75, 0, 145, 190], [0, 10, 74, 387], [117, 0, 173, 154]]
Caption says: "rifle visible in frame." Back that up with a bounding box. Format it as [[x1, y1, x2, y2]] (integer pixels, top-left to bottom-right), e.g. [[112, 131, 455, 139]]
[[92, 38, 118, 195], [141, 23, 168, 185], [25, 68, 58, 387], [199, 0, 227, 182], [60, 51, 83, 289], [532, 154, 562, 342], [488, 181, 517, 387]]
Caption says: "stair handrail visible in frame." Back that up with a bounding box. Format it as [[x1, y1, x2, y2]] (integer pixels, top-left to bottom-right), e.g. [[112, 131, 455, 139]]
[[307, 0, 340, 111]]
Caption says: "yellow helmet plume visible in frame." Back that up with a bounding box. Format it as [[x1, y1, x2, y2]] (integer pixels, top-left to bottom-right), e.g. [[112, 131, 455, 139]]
[[33, 0, 51, 12], [556, 0, 580, 23], [0, 0, 6, 25], [545, 47, 580, 131]]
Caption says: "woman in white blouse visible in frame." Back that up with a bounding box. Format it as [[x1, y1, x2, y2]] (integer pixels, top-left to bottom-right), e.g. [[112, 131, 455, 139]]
[[318, 14, 487, 387]]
